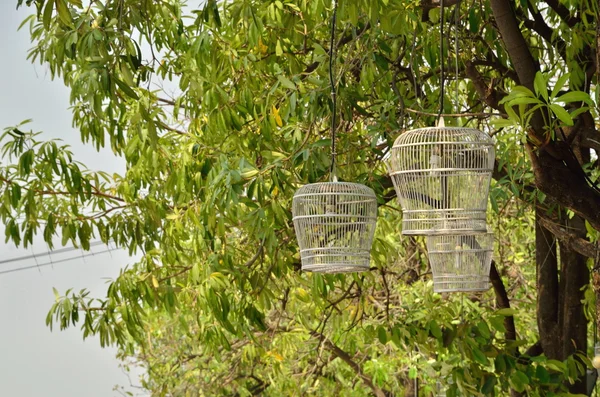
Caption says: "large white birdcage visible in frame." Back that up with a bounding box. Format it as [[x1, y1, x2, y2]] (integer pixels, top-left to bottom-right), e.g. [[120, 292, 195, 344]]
[[426, 232, 494, 293], [292, 182, 377, 273], [388, 125, 495, 235]]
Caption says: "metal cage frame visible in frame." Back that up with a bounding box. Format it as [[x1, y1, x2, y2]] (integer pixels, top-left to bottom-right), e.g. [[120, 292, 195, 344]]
[[426, 231, 494, 293], [388, 126, 495, 235], [292, 182, 378, 273]]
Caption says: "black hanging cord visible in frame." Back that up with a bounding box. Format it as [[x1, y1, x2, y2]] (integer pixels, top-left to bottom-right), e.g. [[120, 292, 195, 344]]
[[438, 0, 445, 120], [329, 0, 338, 180], [454, 0, 460, 112]]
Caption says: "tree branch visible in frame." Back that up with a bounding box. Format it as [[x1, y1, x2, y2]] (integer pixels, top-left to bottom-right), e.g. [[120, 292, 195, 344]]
[[543, 0, 579, 28], [465, 61, 505, 111], [310, 331, 388, 397], [489, 0, 539, 90], [522, 4, 567, 61], [489, 261, 516, 341], [535, 208, 560, 359], [537, 214, 597, 258]]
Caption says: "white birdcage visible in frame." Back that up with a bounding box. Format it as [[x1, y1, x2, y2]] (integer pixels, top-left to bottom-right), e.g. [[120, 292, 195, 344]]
[[388, 124, 495, 235], [292, 182, 377, 273], [426, 232, 494, 293]]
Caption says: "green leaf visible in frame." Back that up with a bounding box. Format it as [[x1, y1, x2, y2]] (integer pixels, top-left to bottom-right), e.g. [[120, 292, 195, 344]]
[[471, 347, 488, 365], [377, 326, 387, 344], [55, 0, 72, 26], [534, 72, 548, 102], [535, 365, 550, 383], [496, 308, 516, 316], [114, 77, 139, 100], [429, 320, 442, 339], [408, 367, 417, 379], [481, 376, 496, 394], [277, 75, 296, 90], [555, 91, 591, 104], [507, 97, 541, 106], [509, 371, 529, 393], [476, 321, 491, 339], [549, 104, 573, 126], [468, 8, 479, 33], [495, 354, 506, 373], [43, 0, 55, 29], [550, 73, 570, 98]]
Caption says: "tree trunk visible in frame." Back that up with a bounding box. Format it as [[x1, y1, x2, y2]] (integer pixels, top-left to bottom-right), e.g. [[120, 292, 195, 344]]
[[535, 210, 560, 359], [558, 214, 588, 394]]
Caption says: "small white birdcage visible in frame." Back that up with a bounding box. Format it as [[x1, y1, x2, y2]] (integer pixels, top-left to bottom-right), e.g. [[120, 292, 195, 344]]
[[426, 232, 494, 293], [388, 124, 495, 235], [292, 182, 377, 273]]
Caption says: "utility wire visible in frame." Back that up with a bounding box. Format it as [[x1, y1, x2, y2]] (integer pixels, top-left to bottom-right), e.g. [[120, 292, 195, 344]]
[[0, 248, 116, 275], [329, 0, 339, 181], [0, 240, 108, 266]]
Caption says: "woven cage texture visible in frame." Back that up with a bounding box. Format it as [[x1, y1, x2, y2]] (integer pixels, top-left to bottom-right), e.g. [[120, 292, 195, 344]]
[[389, 127, 495, 235], [292, 182, 377, 273], [426, 232, 494, 293]]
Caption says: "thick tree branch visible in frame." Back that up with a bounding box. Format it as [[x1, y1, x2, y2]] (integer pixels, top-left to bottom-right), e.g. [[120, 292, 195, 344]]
[[535, 209, 560, 359], [522, 4, 567, 61], [526, 144, 600, 232], [537, 214, 597, 259], [558, 215, 588, 393], [543, 0, 579, 28], [489, 0, 539, 90], [465, 61, 505, 111]]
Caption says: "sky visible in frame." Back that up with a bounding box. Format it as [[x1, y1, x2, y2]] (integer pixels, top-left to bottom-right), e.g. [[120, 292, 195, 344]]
[[0, 3, 145, 396]]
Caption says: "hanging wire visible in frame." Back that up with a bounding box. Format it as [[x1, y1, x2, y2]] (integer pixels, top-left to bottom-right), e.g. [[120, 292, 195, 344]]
[[329, 0, 339, 181], [454, 0, 460, 113], [438, 0, 445, 121], [595, 241, 600, 396]]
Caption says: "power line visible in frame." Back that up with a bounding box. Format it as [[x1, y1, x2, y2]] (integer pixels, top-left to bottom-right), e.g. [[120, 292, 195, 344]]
[[0, 248, 117, 275], [0, 240, 108, 266]]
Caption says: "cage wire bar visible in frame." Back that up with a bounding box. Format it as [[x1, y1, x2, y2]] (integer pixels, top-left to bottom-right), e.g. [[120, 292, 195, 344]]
[[292, 182, 377, 273], [426, 231, 494, 293], [388, 125, 495, 235]]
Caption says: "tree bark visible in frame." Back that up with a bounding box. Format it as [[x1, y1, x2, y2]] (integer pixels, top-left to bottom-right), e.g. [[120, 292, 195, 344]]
[[490, 261, 516, 341], [558, 214, 588, 394], [535, 210, 560, 359], [488, 0, 600, 232]]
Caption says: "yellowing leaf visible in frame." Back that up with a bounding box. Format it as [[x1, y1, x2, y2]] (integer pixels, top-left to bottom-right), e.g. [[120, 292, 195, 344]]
[[267, 351, 284, 362], [152, 276, 159, 288], [258, 38, 268, 55], [271, 105, 283, 127]]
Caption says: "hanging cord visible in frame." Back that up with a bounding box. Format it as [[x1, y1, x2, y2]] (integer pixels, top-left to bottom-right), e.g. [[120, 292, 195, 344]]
[[438, 0, 445, 122], [329, 0, 339, 182], [454, 0, 460, 113], [595, 241, 599, 396]]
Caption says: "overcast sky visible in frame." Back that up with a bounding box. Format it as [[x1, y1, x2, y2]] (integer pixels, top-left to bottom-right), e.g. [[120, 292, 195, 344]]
[[0, 3, 145, 396]]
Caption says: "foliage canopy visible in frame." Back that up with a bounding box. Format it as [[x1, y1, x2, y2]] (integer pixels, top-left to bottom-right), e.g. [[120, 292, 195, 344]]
[[2, 0, 600, 395]]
